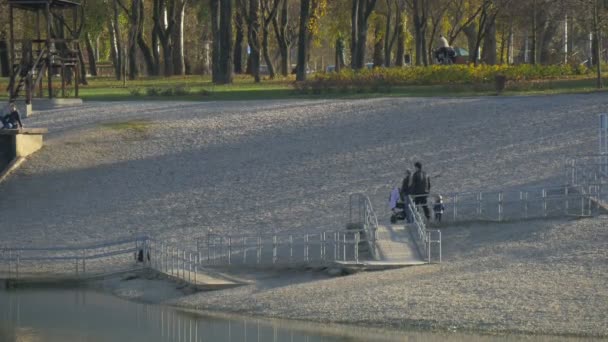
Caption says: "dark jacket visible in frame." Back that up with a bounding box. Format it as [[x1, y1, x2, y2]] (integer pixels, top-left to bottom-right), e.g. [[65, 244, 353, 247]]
[[400, 176, 410, 200], [410, 170, 430, 195], [2, 110, 23, 128]]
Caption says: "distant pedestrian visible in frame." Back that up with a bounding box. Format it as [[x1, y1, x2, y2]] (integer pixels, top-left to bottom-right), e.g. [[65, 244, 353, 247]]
[[433, 195, 445, 222], [409, 162, 431, 220], [401, 169, 413, 223], [1, 103, 23, 129]]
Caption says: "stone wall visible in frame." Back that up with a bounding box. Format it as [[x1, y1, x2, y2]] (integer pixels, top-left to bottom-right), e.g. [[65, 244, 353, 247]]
[[0, 135, 15, 171]]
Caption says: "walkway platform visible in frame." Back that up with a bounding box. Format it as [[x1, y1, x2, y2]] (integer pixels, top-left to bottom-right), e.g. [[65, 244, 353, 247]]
[[336, 224, 426, 268], [374, 224, 426, 265]]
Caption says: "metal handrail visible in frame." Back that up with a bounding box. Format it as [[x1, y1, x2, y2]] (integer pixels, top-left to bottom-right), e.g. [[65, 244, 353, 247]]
[[0, 236, 150, 280], [407, 196, 441, 263], [408, 184, 596, 223], [349, 193, 379, 259]]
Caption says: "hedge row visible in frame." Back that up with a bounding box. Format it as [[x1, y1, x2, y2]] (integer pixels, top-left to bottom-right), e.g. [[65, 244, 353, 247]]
[[297, 64, 591, 92]]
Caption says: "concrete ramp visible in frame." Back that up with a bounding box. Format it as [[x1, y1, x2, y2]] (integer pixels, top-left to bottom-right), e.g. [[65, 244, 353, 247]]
[[373, 224, 425, 266]]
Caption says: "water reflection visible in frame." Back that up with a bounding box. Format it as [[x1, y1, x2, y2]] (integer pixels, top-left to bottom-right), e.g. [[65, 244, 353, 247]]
[[0, 288, 601, 342]]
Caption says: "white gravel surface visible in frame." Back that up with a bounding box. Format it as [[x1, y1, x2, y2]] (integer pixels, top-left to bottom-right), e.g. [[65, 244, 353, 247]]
[[1, 95, 607, 336]]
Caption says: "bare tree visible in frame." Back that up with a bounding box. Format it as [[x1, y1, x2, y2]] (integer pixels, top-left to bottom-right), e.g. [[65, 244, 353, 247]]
[[261, 0, 280, 79], [351, 0, 379, 69]]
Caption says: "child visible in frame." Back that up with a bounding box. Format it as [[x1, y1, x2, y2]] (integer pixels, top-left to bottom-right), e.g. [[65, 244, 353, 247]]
[[389, 186, 406, 224], [1, 103, 23, 129], [433, 195, 445, 222]]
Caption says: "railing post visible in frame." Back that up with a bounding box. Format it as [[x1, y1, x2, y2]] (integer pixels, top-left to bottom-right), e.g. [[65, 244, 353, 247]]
[[427, 236, 431, 263], [453, 194, 458, 221], [82, 249, 86, 274], [498, 192, 503, 222], [171, 248, 175, 276], [189, 253, 192, 282], [8, 250, 12, 278], [581, 194, 585, 216], [477, 192, 482, 218], [257, 236, 261, 264], [343, 234, 346, 261], [355, 233, 359, 263], [207, 235, 211, 264], [438, 230, 442, 263], [228, 237, 232, 265], [194, 254, 198, 284], [272, 235, 277, 264], [16, 253, 19, 280], [333, 232, 337, 260], [289, 235, 293, 263], [564, 186, 570, 214], [182, 250, 186, 279], [542, 189, 548, 217], [305, 234, 309, 262], [524, 192, 529, 218]]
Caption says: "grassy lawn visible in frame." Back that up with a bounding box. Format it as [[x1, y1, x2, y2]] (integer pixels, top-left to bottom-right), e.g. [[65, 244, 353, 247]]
[[1, 74, 607, 102]]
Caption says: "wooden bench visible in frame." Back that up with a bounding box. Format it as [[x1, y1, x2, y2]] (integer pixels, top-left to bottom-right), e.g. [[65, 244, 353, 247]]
[[0, 128, 48, 160]]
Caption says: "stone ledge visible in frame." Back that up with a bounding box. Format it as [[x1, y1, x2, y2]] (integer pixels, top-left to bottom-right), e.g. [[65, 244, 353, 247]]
[[0, 128, 49, 135]]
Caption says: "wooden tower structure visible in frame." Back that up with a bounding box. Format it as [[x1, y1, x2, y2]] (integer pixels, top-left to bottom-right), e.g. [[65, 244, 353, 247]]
[[7, 0, 81, 106]]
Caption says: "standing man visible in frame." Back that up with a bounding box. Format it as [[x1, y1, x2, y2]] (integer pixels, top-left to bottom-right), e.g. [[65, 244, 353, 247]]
[[401, 169, 412, 223], [409, 162, 431, 220]]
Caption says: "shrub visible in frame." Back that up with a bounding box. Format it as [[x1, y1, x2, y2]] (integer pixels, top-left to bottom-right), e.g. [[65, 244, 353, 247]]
[[297, 64, 592, 94], [129, 87, 142, 96], [146, 87, 161, 96], [173, 85, 190, 96]]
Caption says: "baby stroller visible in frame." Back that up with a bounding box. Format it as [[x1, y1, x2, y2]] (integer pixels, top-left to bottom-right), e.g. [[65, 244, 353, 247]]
[[390, 204, 407, 224]]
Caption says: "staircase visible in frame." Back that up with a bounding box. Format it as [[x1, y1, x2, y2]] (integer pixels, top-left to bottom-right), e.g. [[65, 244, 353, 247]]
[[7, 49, 47, 105]]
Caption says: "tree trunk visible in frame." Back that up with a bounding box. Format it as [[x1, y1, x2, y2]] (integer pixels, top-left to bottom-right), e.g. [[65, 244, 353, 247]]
[[262, 24, 276, 78], [85, 33, 98, 76], [384, 0, 392, 67], [412, 0, 425, 66], [296, 0, 310, 81], [218, 0, 233, 84], [354, 0, 378, 69], [247, 0, 261, 83], [211, 0, 220, 83], [137, 0, 156, 75], [482, 16, 496, 65], [272, 0, 290, 76], [172, 1, 186, 75], [109, 18, 121, 80], [373, 25, 383, 67], [463, 23, 477, 64], [152, 0, 162, 68], [77, 43, 88, 85], [395, 9, 405, 66], [0, 33, 9, 77], [234, 7, 245, 74], [126, 0, 139, 80], [594, 0, 603, 88], [351, 0, 359, 69], [531, 0, 537, 64]]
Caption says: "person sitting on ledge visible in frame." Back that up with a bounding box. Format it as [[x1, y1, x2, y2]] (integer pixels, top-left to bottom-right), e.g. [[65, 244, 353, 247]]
[[1, 103, 23, 129]]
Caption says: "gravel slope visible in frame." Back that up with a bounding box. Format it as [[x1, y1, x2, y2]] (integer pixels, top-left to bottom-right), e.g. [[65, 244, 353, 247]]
[[1, 95, 607, 336]]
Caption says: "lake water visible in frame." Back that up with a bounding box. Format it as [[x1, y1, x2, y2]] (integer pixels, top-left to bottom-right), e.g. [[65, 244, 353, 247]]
[[0, 288, 600, 342]]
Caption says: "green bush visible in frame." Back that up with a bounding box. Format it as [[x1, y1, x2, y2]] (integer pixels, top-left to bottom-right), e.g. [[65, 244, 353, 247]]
[[129, 87, 142, 96], [299, 64, 592, 94], [146, 87, 161, 96]]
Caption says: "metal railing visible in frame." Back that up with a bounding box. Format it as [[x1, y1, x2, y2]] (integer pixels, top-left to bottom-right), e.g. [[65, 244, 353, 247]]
[[407, 197, 441, 263], [409, 184, 595, 225], [349, 193, 379, 259], [0, 236, 149, 280], [193, 229, 365, 268], [147, 238, 203, 284]]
